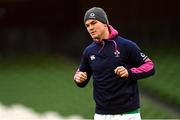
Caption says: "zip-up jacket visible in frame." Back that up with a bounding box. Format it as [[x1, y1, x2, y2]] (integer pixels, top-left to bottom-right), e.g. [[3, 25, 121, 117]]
[[74, 25, 155, 114]]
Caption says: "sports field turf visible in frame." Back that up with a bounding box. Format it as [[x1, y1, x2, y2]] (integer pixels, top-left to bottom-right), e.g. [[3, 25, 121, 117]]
[[140, 51, 180, 108], [0, 54, 179, 119]]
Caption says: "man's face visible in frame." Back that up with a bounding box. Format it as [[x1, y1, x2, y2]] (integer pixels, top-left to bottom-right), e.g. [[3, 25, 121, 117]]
[[85, 19, 107, 42]]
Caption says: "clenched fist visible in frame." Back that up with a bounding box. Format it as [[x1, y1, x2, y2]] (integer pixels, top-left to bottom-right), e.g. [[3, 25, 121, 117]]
[[114, 66, 129, 77], [74, 71, 87, 83]]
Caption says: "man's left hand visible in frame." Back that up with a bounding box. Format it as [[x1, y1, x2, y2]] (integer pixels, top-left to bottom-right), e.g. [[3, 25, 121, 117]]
[[114, 66, 129, 77]]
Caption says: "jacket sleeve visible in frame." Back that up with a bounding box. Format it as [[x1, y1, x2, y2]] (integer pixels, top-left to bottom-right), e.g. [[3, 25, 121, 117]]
[[127, 42, 155, 80], [73, 48, 92, 87]]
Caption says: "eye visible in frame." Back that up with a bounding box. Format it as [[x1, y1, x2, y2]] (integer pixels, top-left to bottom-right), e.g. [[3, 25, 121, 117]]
[[85, 24, 90, 28]]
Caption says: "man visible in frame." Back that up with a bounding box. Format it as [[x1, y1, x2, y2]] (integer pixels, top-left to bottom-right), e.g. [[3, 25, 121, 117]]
[[73, 7, 155, 120]]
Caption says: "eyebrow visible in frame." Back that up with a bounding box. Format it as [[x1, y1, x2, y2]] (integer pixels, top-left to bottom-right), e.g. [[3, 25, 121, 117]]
[[87, 20, 96, 24]]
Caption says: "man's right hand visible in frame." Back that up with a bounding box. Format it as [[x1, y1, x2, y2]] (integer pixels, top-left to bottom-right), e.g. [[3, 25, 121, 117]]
[[74, 71, 87, 83]]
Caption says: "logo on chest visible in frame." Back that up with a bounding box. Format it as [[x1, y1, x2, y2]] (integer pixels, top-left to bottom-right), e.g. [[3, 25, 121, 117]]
[[114, 50, 120, 57], [90, 55, 96, 60]]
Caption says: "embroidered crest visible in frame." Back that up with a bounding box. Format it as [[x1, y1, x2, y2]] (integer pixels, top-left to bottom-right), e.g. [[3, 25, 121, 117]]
[[114, 50, 120, 57], [89, 13, 96, 19]]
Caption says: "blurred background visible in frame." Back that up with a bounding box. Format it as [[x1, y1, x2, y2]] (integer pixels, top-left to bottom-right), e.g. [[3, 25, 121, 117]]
[[0, 0, 179, 119]]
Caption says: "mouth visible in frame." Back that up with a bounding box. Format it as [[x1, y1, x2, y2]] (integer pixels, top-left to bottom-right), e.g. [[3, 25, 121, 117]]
[[90, 31, 96, 35], [90, 32, 96, 36]]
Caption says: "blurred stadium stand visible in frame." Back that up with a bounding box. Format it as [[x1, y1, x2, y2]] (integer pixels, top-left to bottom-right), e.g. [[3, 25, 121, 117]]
[[0, 0, 179, 57]]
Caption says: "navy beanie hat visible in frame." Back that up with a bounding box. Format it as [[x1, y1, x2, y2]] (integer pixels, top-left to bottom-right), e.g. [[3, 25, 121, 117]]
[[84, 7, 109, 24]]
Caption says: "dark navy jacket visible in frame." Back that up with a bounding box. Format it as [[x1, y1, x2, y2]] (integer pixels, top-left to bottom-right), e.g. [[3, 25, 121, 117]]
[[74, 25, 155, 114]]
